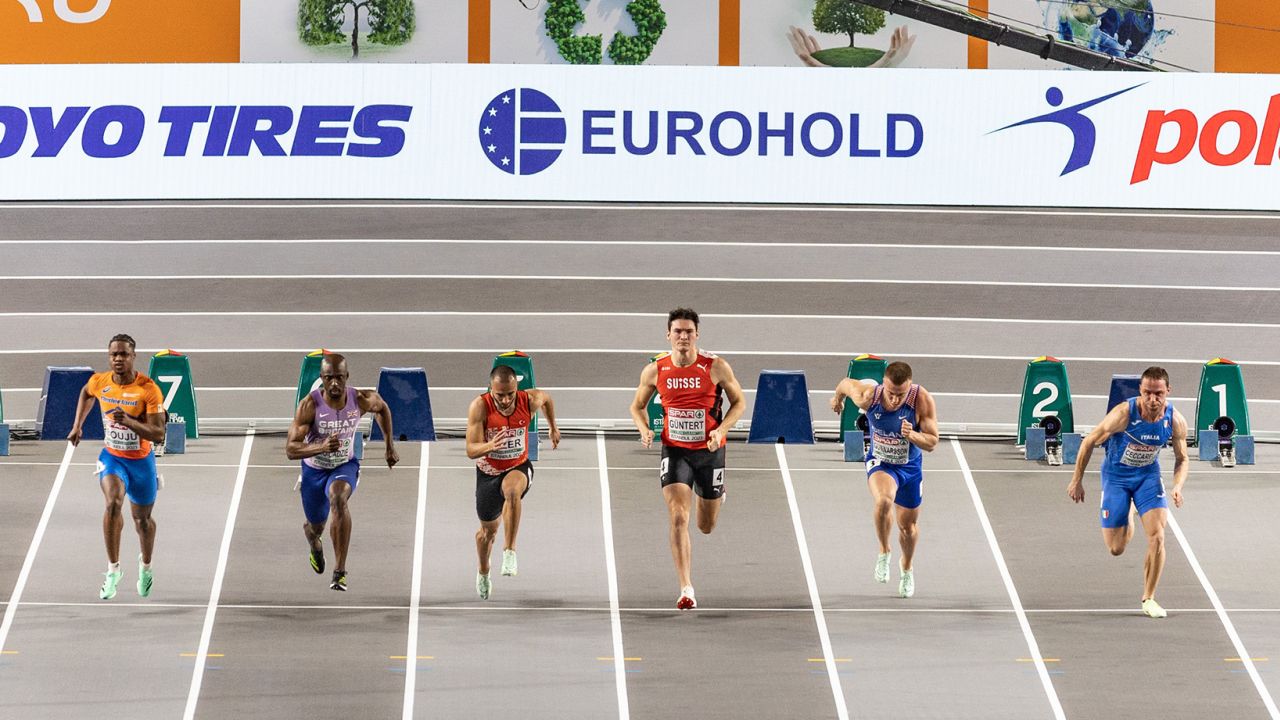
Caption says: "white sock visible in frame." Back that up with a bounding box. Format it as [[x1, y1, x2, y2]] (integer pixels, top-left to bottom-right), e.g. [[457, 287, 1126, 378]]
[[108, 562, 120, 573], [681, 585, 695, 598], [141, 561, 151, 570]]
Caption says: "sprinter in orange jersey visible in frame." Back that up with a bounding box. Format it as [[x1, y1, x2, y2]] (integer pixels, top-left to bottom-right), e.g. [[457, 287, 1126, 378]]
[[465, 365, 560, 600], [629, 308, 746, 610], [68, 334, 167, 600]]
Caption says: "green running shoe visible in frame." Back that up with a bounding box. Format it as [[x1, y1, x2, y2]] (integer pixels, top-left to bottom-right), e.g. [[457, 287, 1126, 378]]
[[1142, 598, 1167, 618], [309, 540, 325, 575], [501, 549, 518, 577], [476, 572, 491, 600], [330, 571, 347, 592], [137, 555, 153, 598], [874, 552, 891, 584], [899, 566, 915, 599], [100, 569, 123, 600]]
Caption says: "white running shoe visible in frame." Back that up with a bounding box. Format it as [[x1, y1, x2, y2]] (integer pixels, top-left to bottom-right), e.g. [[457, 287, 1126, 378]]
[[874, 552, 891, 584], [898, 566, 915, 598], [476, 572, 491, 600], [676, 586, 697, 610], [1141, 598, 1167, 618], [501, 549, 518, 577]]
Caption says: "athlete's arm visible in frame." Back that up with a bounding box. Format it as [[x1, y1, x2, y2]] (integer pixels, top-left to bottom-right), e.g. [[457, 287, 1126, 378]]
[[1067, 401, 1129, 502], [1169, 409, 1189, 508], [66, 383, 96, 446], [527, 389, 561, 449], [111, 410, 166, 444], [285, 395, 338, 460], [831, 378, 875, 413], [629, 363, 659, 448], [465, 396, 508, 459], [359, 389, 399, 469], [905, 388, 939, 452], [708, 357, 746, 452]]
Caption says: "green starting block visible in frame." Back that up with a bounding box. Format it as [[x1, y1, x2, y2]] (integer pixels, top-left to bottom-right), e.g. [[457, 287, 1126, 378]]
[[295, 349, 329, 409], [1194, 358, 1253, 464], [1016, 356, 1074, 446], [492, 351, 539, 461], [841, 354, 887, 442], [148, 350, 199, 439], [647, 352, 668, 435]]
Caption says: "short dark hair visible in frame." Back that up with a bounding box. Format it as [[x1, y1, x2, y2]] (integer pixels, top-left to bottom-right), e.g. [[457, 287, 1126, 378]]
[[885, 361, 913, 385], [321, 353, 348, 374], [108, 334, 136, 351], [1141, 366, 1170, 388], [490, 365, 517, 383], [668, 307, 699, 330]]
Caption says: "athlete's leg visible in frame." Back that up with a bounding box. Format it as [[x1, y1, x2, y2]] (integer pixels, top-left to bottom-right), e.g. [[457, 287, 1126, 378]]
[[131, 502, 156, 565], [1139, 507, 1168, 600], [663, 482, 694, 589], [895, 504, 921, 572], [867, 472, 897, 554], [327, 480, 353, 573], [476, 518, 500, 574], [695, 494, 722, 535], [1100, 481, 1135, 556], [500, 469, 529, 551], [100, 474, 126, 565]]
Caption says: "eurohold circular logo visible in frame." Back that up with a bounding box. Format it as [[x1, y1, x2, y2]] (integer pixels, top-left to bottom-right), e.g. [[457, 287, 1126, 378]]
[[478, 88, 566, 176]]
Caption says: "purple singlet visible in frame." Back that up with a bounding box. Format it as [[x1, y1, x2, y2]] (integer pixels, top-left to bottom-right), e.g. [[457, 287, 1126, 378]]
[[302, 387, 363, 470]]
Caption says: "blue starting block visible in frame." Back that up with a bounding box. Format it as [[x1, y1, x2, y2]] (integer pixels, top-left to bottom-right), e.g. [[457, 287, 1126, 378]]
[[353, 431, 365, 461], [748, 370, 813, 444], [369, 367, 435, 442], [163, 420, 187, 454], [1024, 424, 1084, 464], [843, 430, 866, 462], [1198, 429, 1255, 465], [1024, 427, 1047, 461], [1107, 374, 1141, 411], [1062, 433, 1083, 464], [0, 423, 9, 456], [36, 367, 101, 441]]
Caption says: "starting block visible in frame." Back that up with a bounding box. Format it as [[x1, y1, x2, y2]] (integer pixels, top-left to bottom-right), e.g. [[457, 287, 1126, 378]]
[[1107, 374, 1141, 411], [369, 367, 435, 442], [0, 423, 9, 456], [1024, 415, 1083, 465], [1016, 356, 1074, 446], [36, 367, 101, 441], [748, 370, 813, 444], [162, 420, 187, 455], [1197, 416, 1255, 466], [492, 351, 538, 461], [149, 350, 199, 439], [843, 414, 870, 462], [840, 354, 887, 443]]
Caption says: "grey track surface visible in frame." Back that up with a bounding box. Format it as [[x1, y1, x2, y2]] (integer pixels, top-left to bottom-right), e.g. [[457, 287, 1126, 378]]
[[1, 202, 1279, 720]]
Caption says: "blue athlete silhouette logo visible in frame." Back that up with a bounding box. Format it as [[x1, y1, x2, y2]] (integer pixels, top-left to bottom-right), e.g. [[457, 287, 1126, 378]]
[[993, 84, 1144, 176]]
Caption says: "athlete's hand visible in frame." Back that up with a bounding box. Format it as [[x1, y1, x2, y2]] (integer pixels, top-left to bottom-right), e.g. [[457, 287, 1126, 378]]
[[385, 445, 400, 469], [109, 407, 128, 426], [707, 428, 728, 452], [548, 426, 561, 449], [67, 426, 82, 447], [1171, 484, 1184, 508], [639, 428, 654, 449], [324, 434, 341, 453], [487, 427, 512, 452], [900, 419, 914, 439], [830, 394, 843, 414], [1067, 480, 1085, 503]]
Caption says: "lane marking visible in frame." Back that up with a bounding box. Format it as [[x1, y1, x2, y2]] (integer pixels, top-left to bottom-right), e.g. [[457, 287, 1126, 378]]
[[0, 650, 18, 655], [2, 273, 1277, 293], [777, 444, 849, 720], [180, 653, 225, 658], [808, 658, 853, 662], [0, 443, 73, 656], [183, 430, 254, 720], [597, 657, 642, 661], [1167, 514, 1279, 719], [1018, 658, 1060, 662], [1226, 658, 1270, 662], [391, 655, 434, 660], [403, 441, 429, 720], [596, 431, 631, 720], [953, 439, 1066, 720]]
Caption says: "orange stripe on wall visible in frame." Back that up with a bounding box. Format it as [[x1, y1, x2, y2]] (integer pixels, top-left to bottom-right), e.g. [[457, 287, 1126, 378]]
[[469, 0, 491, 64], [1215, 0, 1280, 73], [967, 0, 988, 69], [719, 0, 740, 66]]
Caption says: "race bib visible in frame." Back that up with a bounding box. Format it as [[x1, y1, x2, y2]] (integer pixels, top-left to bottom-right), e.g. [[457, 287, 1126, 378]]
[[488, 427, 527, 461], [103, 415, 141, 452], [666, 408, 706, 444], [1120, 442, 1159, 468], [312, 436, 355, 469], [872, 432, 910, 465]]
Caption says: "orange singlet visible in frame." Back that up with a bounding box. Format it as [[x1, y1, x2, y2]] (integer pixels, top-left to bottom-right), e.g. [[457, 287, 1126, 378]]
[[655, 351, 723, 450], [85, 371, 165, 459]]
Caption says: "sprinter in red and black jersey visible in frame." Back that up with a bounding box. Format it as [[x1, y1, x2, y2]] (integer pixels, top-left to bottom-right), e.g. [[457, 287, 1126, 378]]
[[465, 365, 560, 600], [629, 308, 746, 610]]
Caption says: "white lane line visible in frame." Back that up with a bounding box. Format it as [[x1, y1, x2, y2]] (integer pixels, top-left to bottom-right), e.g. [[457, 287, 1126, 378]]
[[6, 237, 1280, 256], [0, 442, 73, 655], [2, 274, 1276, 292], [403, 441, 429, 720], [596, 432, 631, 720], [1, 201, 1277, 220], [952, 439, 1066, 720], [3, 309, 1277, 329], [5, 347, 1280, 365], [1167, 514, 1279, 719], [776, 444, 849, 720], [183, 430, 254, 720]]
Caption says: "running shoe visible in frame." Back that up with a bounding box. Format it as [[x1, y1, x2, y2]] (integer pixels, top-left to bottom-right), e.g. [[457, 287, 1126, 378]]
[[1141, 598, 1167, 618], [476, 572, 491, 600], [676, 586, 697, 610], [100, 569, 123, 600], [501, 549, 518, 577], [874, 552, 891, 584], [309, 540, 325, 575], [330, 571, 347, 592], [898, 566, 915, 598], [137, 555, 153, 598]]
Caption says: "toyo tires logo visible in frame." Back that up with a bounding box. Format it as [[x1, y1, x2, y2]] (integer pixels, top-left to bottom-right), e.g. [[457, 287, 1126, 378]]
[[478, 88, 567, 176], [17, 0, 111, 23]]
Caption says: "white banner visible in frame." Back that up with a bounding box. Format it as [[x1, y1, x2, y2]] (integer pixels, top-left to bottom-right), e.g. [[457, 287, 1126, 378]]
[[0, 63, 1277, 210]]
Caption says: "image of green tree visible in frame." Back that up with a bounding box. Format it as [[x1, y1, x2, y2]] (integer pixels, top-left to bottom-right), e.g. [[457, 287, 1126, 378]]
[[298, 0, 415, 58], [812, 0, 885, 47], [544, 0, 666, 65]]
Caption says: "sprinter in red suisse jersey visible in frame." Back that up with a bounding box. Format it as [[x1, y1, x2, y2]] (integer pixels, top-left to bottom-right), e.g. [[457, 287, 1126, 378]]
[[629, 307, 746, 610]]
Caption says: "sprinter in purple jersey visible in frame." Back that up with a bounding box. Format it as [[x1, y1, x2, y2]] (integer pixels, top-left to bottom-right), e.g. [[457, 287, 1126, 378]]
[[286, 354, 398, 591], [1069, 366, 1188, 618]]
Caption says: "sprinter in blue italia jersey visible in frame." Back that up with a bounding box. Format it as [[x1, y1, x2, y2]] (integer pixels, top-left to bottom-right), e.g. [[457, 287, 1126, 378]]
[[832, 361, 939, 598], [1068, 366, 1188, 619]]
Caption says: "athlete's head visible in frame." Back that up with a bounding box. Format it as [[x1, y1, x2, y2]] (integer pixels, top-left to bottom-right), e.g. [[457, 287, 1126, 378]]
[[107, 334, 136, 376], [1138, 366, 1170, 417], [667, 307, 700, 353], [320, 353, 350, 400], [489, 365, 519, 414], [880, 361, 913, 411]]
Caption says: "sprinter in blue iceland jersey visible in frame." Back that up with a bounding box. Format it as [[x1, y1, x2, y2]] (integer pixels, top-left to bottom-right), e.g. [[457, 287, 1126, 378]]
[[1069, 366, 1189, 619], [832, 361, 939, 599]]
